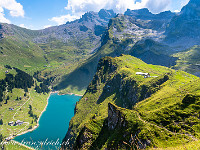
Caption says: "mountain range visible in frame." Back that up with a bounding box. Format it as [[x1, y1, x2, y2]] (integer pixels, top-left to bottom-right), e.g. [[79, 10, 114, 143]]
[[0, 9, 116, 94], [0, 0, 200, 149], [2, 1, 200, 94]]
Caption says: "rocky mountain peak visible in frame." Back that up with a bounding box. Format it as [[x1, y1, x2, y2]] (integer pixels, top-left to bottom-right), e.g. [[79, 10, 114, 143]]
[[124, 8, 154, 20], [126, 8, 151, 15], [98, 9, 116, 21], [124, 8, 175, 21], [181, 0, 200, 18], [165, 0, 200, 46], [77, 9, 116, 26], [79, 11, 98, 22], [156, 11, 175, 20], [189, 0, 200, 5]]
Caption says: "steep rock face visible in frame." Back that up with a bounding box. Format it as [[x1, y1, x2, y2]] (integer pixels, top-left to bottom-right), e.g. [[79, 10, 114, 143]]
[[107, 103, 127, 130], [107, 103, 151, 149], [74, 127, 93, 149], [0, 24, 3, 39], [98, 9, 116, 21], [165, 0, 200, 46], [73, 102, 152, 150], [125, 8, 155, 20], [73, 103, 128, 150], [125, 8, 175, 21], [125, 9, 175, 31]]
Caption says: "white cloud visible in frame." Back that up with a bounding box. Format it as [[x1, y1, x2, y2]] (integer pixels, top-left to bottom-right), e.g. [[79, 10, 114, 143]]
[[0, 0, 24, 23], [49, 14, 81, 25], [0, 7, 10, 23], [174, 10, 180, 13], [50, 0, 190, 25], [19, 24, 26, 28], [44, 25, 53, 29], [65, 0, 171, 14], [50, 0, 171, 25]]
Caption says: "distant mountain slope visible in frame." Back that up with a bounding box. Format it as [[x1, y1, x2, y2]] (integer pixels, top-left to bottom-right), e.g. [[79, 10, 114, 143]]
[[0, 24, 47, 73], [62, 55, 200, 149], [129, 39, 178, 67], [33, 9, 116, 54], [172, 45, 200, 77]]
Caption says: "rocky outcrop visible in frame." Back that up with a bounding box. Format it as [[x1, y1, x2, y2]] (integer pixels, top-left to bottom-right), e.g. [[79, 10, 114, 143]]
[[98, 9, 116, 21], [74, 127, 93, 149], [125, 8, 175, 21], [73, 103, 152, 150], [165, 0, 200, 46], [125, 8, 156, 20], [108, 103, 127, 130], [124, 9, 175, 32]]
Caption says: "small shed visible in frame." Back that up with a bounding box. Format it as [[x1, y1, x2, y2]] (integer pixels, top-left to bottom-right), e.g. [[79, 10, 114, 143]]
[[5, 136, 13, 141], [14, 120, 23, 126], [9, 108, 14, 111], [8, 121, 14, 126]]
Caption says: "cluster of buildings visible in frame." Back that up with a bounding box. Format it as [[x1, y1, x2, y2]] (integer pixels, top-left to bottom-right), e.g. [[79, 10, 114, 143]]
[[8, 120, 23, 126], [5, 136, 13, 142], [9, 107, 14, 111]]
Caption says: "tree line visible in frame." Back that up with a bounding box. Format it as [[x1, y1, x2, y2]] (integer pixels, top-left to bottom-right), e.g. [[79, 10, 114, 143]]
[[0, 65, 51, 103]]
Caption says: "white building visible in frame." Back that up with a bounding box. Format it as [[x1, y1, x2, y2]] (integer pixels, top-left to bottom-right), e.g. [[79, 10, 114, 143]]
[[9, 108, 14, 111], [14, 120, 23, 126], [136, 72, 150, 78], [8, 121, 14, 126]]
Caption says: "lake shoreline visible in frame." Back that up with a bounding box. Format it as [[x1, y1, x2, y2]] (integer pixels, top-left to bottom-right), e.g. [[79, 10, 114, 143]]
[[15, 92, 51, 137], [51, 90, 83, 97], [11, 92, 51, 150], [12, 91, 82, 150]]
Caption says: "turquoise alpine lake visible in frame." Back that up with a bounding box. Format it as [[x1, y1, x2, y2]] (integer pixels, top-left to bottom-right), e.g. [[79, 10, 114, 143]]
[[14, 93, 81, 150]]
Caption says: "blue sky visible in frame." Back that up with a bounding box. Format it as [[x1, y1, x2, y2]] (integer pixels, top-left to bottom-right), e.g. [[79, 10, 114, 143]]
[[0, 0, 190, 30]]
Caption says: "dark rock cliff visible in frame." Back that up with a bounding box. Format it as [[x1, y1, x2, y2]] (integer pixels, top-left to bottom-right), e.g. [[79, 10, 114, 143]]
[[165, 0, 200, 46], [107, 103, 127, 130]]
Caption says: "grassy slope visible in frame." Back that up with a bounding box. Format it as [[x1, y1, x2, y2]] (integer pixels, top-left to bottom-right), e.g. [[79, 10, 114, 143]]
[[63, 55, 200, 149], [0, 65, 49, 149], [0, 38, 47, 74], [5, 141, 32, 150], [150, 140, 200, 150]]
